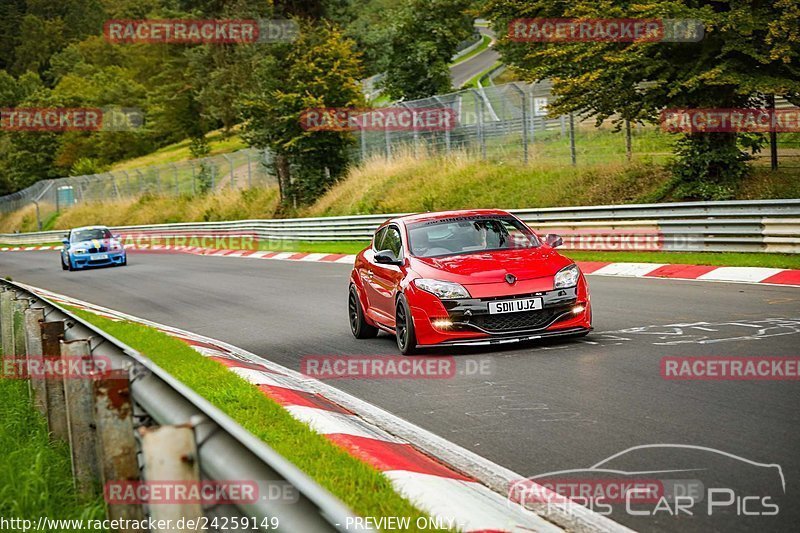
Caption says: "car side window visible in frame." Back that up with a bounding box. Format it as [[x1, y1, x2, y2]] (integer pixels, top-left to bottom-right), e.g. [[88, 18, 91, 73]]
[[382, 226, 403, 258], [373, 227, 387, 251]]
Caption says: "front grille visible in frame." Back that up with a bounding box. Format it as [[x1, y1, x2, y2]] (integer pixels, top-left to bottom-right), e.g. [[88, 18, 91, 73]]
[[88, 246, 107, 253], [464, 308, 561, 333]]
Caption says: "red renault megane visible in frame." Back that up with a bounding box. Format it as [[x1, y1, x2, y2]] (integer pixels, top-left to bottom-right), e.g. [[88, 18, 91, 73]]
[[348, 210, 592, 354]]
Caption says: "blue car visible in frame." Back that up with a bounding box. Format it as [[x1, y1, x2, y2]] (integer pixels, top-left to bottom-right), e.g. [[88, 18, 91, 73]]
[[61, 226, 127, 271]]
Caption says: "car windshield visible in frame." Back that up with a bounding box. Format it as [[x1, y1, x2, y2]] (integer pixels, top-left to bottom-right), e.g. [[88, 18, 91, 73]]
[[408, 216, 540, 258], [71, 228, 111, 242]]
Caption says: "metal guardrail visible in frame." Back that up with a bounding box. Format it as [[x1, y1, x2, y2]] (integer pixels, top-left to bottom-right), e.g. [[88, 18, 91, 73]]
[[1, 199, 799, 253], [0, 280, 360, 532]]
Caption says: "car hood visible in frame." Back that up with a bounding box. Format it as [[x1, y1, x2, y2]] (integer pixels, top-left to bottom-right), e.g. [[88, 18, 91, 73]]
[[70, 238, 119, 249], [409, 247, 573, 285]]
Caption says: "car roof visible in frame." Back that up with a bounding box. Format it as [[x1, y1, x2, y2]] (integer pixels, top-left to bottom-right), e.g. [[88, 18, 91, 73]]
[[71, 225, 110, 232], [389, 209, 513, 226]]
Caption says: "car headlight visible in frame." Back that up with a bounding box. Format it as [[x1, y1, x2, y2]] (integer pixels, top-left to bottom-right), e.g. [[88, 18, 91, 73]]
[[414, 279, 470, 299], [110, 243, 122, 251], [72, 249, 87, 254], [554, 264, 580, 289]]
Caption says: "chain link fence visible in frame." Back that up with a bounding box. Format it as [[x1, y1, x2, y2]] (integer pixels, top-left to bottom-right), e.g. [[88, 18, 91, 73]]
[[0, 148, 276, 229], [1, 82, 797, 230], [354, 81, 800, 169]]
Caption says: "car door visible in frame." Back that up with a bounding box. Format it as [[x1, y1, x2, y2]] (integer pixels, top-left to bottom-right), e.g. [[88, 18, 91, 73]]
[[368, 225, 406, 323], [360, 227, 388, 319], [62, 230, 72, 263]]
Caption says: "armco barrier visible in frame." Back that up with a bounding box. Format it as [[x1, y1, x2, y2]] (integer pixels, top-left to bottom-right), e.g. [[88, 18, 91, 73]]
[[0, 280, 360, 532], [1, 199, 799, 253]]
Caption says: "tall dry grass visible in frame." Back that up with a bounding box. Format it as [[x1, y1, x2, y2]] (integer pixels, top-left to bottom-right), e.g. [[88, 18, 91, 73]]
[[0, 204, 43, 234], [304, 147, 671, 217], [0, 187, 282, 233], [53, 187, 280, 229]]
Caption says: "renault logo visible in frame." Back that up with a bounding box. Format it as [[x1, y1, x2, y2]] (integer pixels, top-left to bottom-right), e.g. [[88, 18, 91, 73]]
[[505, 273, 517, 285]]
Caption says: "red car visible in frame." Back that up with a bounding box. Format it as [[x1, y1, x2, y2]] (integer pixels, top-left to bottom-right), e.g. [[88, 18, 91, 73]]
[[348, 209, 592, 354]]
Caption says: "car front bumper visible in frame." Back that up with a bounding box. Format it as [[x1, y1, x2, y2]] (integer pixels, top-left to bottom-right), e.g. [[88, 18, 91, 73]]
[[408, 281, 592, 347], [419, 326, 591, 348], [70, 250, 126, 269]]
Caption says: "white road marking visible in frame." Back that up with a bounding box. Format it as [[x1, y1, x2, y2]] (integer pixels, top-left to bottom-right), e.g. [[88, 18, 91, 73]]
[[284, 405, 404, 442], [384, 470, 564, 533], [698, 267, 783, 283], [591, 262, 665, 277]]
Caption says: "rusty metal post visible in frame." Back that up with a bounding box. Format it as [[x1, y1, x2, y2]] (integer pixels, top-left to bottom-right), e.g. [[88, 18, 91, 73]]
[[141, 425, 203, 529], [12, 298, 30, 398], [12, 297, 29, 359], [61, 339, 101, 495], [94, 367, 145, 529], [24, 307, 47, 415], [41, 320, 68, 440], [1, 289, 15, 356]]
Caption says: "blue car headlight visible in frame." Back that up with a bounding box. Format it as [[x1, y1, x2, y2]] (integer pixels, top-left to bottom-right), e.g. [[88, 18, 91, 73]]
[[72, 249, 87, 255]]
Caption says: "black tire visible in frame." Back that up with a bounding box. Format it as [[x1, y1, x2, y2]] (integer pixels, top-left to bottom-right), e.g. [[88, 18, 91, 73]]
[[121, 256, 128, 266], [349, 285, 378, 339], [395, 294, 418, 355], [61, 257, 68, 270]]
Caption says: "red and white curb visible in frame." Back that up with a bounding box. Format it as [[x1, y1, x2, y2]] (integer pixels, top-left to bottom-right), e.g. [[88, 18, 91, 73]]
[[24, 283, 631, 533], [7, 244, 799, 287]]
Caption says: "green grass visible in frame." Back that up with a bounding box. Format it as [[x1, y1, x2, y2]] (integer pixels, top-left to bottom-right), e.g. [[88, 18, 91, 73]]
[[0, 242, 62, 248], [259, 240, 370, 254], [0, 358, 106, 529], [110, 131, 246, 171], [248, 240, 800, 269], [306, 153, 675, 216], [67, 308, 448, 531], [369, 93, 394, 107], [462, 60, 502, 89], [7, 237, 795, 269], [451, 35, 492, 66]]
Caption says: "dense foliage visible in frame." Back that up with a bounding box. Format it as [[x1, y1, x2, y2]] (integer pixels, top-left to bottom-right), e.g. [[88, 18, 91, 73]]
[[0, 0, 464, 203], [1, 0, 796, 203], [483, 0, 800, 198]]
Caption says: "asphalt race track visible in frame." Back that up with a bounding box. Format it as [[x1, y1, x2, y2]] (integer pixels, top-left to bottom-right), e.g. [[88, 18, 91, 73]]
[[3, 250, 799, 532], [450, 26, 500, 89]]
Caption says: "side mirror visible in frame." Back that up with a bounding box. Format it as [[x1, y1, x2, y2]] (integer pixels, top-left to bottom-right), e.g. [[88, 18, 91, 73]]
[[374, 250, 402, 266], [545, 234, 563, 248], [112, 234, 121, 239], [61, 239, 70, 247]]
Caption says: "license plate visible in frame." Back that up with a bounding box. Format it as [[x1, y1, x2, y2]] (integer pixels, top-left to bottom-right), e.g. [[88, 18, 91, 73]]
[[91, 253, 108, 260], [489, 297, 543, 314]]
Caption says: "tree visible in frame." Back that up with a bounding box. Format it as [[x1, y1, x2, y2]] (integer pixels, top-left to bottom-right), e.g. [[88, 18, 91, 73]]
[[240, 20, 364, 206], [381, 0, 474, 100], [328, 0, 398, 76], [0, 0, 25, 71], [484, 0, 800, 199]]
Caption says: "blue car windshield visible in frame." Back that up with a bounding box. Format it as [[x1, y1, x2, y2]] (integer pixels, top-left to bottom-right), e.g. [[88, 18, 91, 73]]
[[71, 228, 111, 242]]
